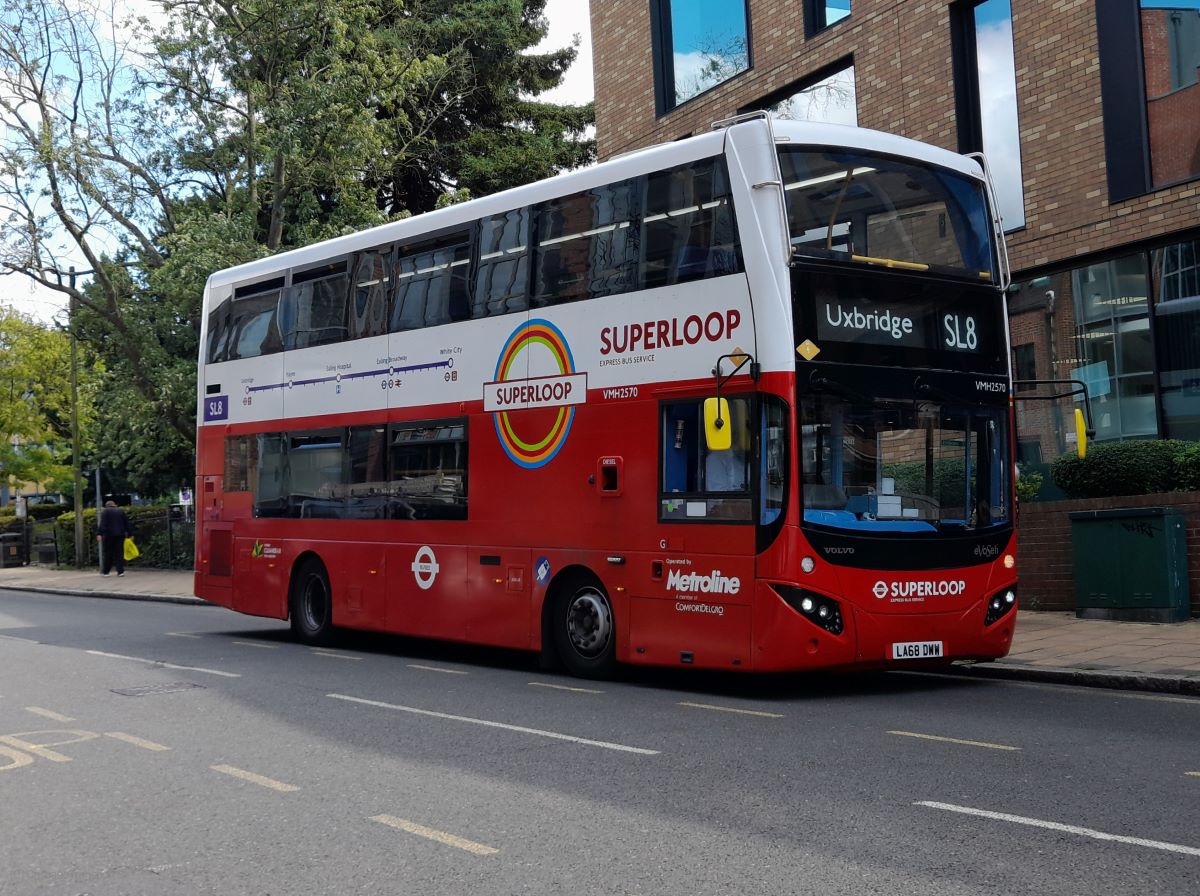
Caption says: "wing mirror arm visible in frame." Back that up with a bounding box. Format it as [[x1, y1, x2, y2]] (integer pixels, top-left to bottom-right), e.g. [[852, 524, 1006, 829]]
[[704, 353, 758, 450]]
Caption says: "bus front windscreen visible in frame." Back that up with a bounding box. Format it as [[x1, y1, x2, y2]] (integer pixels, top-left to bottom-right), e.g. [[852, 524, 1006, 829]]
[[780, 147, 996, 282], [799, 396, 1010, 534]]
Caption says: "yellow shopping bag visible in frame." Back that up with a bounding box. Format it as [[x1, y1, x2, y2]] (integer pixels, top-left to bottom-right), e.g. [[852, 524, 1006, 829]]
[[123, 537, 140, 561]]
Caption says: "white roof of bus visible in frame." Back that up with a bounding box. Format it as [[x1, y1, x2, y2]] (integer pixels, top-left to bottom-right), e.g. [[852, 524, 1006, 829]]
[[769, 119, 985, 179], [206, 118, 985, 293]]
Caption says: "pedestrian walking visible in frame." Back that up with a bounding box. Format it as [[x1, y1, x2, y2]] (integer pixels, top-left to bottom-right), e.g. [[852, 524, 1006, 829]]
[[97, 500, 133, 576]]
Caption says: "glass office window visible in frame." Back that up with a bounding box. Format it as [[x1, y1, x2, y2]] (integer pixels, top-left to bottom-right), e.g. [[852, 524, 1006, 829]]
[[972, 0, 1026, 231], [655, 0, 750, 110], [1071, 255, 1157, 440], [1152, 238, 1200, 438], [1140, 1, 1200, 186], [808, 1, 851, 34], [765, 63, 857, 125]]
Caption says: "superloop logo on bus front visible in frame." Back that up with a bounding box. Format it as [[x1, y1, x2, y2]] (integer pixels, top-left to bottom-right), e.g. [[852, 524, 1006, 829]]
[[484, 319, 587, 469]]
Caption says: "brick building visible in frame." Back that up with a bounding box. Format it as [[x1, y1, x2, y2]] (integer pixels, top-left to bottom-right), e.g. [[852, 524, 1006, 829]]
[[589, 0, 1200, 469]]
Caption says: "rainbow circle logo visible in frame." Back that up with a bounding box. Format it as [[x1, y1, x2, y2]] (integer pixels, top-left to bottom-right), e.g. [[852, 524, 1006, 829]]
[[485, 319, 586, 469]]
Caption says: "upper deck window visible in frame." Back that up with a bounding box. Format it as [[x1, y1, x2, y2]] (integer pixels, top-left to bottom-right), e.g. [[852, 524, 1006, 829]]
[[534, 181, 639, 304], [652, 0, 751, 112], [281, 262, 350, 351], [391, 232, 472, 331], [780, 148, 996, 282]]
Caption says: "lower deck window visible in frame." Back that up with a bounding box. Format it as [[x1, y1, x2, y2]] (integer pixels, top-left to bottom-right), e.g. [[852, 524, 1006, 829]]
[[229, 418, 468, 520]]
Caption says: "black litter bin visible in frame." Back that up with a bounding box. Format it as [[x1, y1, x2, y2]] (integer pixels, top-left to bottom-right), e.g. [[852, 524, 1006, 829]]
[[1070, 507, 1190, 623], [0, 533, 24, 567]]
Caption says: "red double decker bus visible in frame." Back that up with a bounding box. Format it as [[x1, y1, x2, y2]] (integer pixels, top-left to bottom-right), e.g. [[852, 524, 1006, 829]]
[[195, 113, 1018, 677]]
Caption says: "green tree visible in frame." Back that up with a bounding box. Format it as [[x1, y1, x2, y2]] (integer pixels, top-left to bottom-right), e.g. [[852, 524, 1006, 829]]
[[376, 0, 595, 214], [0, 308, 101, 489], [153, 0, 594, 235], [1, 0, 593, 496]]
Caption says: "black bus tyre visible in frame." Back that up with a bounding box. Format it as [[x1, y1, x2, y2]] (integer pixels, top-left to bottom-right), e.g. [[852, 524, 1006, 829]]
[[553, 575, 616, 679], [290, 557, 334, 645]]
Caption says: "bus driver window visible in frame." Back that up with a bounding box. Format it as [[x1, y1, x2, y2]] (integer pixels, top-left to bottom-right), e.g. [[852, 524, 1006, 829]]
[[660, 398, 753, 522]]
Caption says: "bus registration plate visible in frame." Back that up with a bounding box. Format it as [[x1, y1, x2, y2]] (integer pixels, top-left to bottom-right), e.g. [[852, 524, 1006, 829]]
[[892, 640, 944, 660]]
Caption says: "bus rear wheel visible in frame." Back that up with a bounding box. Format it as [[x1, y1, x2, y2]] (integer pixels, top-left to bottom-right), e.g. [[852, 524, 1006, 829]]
[[290, 557, 333, 646], [553, 576, 616, 679]]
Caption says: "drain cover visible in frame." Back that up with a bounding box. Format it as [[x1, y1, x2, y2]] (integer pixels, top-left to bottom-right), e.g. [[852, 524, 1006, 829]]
[[111, 682, 205, 697]]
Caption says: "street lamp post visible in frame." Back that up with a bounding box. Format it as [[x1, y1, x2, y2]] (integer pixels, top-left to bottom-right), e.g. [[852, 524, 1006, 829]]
[[68, 268, 83, 569]]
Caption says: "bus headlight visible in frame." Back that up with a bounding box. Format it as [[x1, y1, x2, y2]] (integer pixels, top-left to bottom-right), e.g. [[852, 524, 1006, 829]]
[[773, 585, 844, 635], [985, 588, 1017, 626]]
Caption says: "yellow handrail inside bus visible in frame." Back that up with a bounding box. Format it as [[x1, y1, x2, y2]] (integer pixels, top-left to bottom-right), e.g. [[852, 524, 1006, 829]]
[[850, 254, 930, 271]]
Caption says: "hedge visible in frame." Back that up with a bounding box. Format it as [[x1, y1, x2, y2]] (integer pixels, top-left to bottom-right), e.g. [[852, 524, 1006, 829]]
[[1052, 439, 1200, 499], [0, 504, 193, 569]]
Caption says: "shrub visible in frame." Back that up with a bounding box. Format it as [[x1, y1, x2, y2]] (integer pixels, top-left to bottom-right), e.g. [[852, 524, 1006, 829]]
[[1015, 467, 1043, 503], [1176, 443, 1200, 491], [52, 505, 194, 568], [1052, 439, 1198, 498]]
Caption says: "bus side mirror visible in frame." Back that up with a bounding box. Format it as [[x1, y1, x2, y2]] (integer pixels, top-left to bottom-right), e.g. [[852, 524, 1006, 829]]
[[703, 397, 732, 451], [1075, 407, 1088, 459]]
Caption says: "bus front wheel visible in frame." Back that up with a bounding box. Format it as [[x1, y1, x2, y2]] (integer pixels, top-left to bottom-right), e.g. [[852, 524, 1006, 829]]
[[290, 557, 333, 645], [553, 576, 616, 679]]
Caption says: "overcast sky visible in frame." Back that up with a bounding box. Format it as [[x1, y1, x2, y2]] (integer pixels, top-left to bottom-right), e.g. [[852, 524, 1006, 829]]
[[540, 0, 594, 106]]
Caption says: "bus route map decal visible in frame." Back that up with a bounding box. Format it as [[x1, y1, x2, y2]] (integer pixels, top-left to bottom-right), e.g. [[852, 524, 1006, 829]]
[[484, 319, 586, 469]]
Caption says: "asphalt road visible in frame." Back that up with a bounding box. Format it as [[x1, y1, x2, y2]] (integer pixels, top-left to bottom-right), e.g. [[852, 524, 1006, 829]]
[[2, 589, 1198, 896]]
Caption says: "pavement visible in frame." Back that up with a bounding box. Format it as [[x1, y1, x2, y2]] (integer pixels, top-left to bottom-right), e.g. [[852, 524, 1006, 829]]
[[2, 564, 1199, 695]]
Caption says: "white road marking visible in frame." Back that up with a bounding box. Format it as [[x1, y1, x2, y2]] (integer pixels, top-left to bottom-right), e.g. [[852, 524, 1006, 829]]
[[917, 801, 1200, 857], [165, 632, 203, 639], [679, 701, 783, 719], [889, 730, 1020, 751], [211, 764, 299, 792], [528, 681, 603, 694], [370, 814, 498, 856], [24, 706, 74, 722], [408, 664, 467, 675], [1186, 771, 1200, 778], [86, 650, 240, 678], [328, 693, 659, 755], [311, 650, 361, 661], [232, 641, 278, 649], [105, 732, 171, 751]]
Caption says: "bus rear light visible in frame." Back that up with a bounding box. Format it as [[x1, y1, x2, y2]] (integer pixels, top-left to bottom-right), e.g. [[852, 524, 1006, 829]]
[[773, 585, 844, 635], [985, 588, 1016, 626], [1003, 554, 1015, 569]]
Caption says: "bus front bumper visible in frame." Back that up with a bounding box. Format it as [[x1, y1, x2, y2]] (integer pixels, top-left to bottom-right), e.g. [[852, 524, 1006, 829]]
[[753, 584, 1016, 673]]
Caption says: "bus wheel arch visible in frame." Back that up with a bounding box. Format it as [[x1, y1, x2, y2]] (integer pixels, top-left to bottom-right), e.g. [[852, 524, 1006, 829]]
[[545, 566, 617, 679], [289, 552, 334, 645]]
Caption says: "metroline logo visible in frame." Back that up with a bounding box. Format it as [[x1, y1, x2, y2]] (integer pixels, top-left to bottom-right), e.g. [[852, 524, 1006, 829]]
[[667, 569, 741, 595], [873, 580, 966, 599]]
